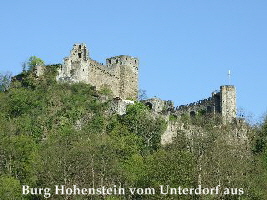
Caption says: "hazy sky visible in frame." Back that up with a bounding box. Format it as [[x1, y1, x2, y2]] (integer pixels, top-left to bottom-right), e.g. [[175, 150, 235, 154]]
[[0, 0, 266, 122]]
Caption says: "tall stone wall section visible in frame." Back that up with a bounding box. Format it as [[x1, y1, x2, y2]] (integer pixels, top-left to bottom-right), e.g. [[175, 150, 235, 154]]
[[173, 88, 224, 118], [106, 55, 138, 100], [143, 85, 236, 123], [88, 59, 120, 98], [56, 43, 138, 100], [220, 85, 236, 122]]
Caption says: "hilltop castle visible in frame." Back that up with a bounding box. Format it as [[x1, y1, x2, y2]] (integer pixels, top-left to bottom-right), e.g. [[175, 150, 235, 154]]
[[36, 43, 236, 123]]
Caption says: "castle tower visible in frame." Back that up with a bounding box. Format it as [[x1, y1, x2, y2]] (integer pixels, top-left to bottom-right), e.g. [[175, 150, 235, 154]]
[[106, 55, 139, 99], [57, 43, 90, 83], [69, 43, 89, 61], [220, 85, 236, 123]]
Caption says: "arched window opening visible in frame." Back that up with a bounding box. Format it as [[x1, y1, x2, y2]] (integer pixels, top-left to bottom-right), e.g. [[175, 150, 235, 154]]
[[190, 111, 196, 117], [145, 102, 153, 110]]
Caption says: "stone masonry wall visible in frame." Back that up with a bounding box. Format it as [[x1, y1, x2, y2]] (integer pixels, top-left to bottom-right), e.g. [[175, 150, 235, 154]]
[[143, 85, 236, 123], [88, 58, 120, 98], [220, 85, 236, 123], [173, 90, 221, 117], [55, 43, 138, 100]]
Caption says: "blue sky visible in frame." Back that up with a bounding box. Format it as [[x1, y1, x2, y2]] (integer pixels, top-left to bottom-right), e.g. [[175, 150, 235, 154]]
[[0, 0, 266, 122]]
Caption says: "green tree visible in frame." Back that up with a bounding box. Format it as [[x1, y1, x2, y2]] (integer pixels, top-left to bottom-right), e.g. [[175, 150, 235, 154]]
[[0, 135, 40, 186], [121, 102, 167, 155], [27, 56, 45, 71], [0, 71, 12, 91], [0, 175, 23, 199], [138, 89, 148, 100]]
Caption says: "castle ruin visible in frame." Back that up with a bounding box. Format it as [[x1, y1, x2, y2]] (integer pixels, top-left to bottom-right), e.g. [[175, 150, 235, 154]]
[[36, 43, 236, 123], [55, 43, 138, 100], [143, 85, 236, 123]]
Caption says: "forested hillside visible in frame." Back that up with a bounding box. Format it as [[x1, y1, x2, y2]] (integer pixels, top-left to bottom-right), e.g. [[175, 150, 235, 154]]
[[0, 67, 267, 199]]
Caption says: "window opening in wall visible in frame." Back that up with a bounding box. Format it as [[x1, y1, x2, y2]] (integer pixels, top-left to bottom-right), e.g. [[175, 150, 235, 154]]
[[207, 106, 212, 113], [190, 111, 196, 117], [78, 53, 82, 58], [79, 45, 82, 49], [83, 69, 84, 71], [145, 102, 153, 110]]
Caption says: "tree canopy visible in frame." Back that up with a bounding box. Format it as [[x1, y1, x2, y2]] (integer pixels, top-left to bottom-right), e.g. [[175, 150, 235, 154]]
[[27, 56, 45, 71], [0, 71, 12, 91], [0, 69, 266, 199]]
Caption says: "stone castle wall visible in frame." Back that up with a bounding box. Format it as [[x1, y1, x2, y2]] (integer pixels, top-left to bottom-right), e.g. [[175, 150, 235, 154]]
[[220, 85, 236, 122], [173, 90, 221, 117], [88, 58, 120, 98], [34, 43, 239, 146], [36, 43, 236, 123], [55, 43, 138, 100], [143, 86, 237, 145], [143, 85, 236, 123]]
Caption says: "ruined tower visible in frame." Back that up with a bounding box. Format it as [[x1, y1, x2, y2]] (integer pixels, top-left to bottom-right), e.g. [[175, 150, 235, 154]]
[[106, 55, 138, 100], [56, 43, 139, 100], [57, 44, 90, 83], [220, 85, 236, 123]]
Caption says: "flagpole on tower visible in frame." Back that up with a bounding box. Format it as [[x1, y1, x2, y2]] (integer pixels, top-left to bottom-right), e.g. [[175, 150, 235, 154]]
[[228, 70, 231, 85]]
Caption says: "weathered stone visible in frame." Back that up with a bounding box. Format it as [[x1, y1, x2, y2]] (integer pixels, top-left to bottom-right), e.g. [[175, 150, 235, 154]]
[[110, 98, 135, 115], [143, 85, 236, 124]]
